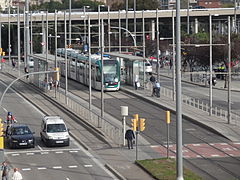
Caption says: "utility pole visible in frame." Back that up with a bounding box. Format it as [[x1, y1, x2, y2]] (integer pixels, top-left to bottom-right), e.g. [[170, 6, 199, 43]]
[[25, 0, 30, 69], [227, 16, 232, 124], [88, 16, 92, 110], [176, 0, 184, 177], [69, 0, 72, 46]]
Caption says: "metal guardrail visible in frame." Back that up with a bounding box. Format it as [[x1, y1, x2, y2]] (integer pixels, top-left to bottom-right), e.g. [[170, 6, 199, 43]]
[[55, 90, 122, 146], [145, 82, 240, 126]]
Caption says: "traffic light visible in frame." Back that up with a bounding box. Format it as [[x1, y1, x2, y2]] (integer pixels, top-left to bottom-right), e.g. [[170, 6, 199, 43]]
[[2, 52, 5, 56], [133, 114, 139, 126], [131, 119, 137, 131], [146, 34, 150, 40], [139, 118, 145, 131], [53, 67, 60, 81], [0, 118, 4, 136], [166, 111, 170, 124]]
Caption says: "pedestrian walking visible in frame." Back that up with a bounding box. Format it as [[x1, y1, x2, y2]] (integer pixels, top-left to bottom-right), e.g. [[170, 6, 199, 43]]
[[125, 129, 135, 149], [11, 59, 16, 69], [152, 81, 160, 97], [1, 161, 10, 180], [12, 168, 22, 180], [24, 67, 29, 79], [134, 74, 139, 90]]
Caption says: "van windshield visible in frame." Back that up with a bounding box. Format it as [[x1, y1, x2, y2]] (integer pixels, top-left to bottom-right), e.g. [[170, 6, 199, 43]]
[[47, 124, 67, 133]]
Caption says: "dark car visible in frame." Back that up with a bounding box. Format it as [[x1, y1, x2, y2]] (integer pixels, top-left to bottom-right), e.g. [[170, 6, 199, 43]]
[[6, 124, 35, 149]]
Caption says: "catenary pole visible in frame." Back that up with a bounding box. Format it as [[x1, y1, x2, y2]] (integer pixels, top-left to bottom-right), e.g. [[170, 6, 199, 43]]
[[176, 0, 184, 178], [209, 14, 213, 116], [227, 16, 231, 124], [88, 17, 92, 110]]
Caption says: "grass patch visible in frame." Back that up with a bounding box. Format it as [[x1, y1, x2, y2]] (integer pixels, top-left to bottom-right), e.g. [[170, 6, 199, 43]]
[[136, 158, 203, 180]]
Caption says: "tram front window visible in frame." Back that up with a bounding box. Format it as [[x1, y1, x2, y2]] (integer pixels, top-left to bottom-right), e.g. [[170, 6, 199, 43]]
[[104, 74, 118, 83]]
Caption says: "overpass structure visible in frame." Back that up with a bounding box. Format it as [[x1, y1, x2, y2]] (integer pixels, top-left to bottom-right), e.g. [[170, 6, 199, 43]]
[[0, 8, 239, 23]]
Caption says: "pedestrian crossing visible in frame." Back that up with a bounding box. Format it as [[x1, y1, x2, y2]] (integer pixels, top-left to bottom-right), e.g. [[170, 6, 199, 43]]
[[151, 142, 240, 159]]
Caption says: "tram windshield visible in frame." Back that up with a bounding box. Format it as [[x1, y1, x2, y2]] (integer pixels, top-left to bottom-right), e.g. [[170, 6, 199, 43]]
[[103, 61, 118, 83]]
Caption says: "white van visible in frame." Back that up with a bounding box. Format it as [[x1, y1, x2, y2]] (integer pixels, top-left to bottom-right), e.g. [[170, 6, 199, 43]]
[[40, 116, 70, 146]]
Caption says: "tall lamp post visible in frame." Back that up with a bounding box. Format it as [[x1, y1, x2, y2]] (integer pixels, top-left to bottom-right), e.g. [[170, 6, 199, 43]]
[[176, 0, 184, 177], [17, 5, 20, 76], [8, 5, 11, 64], [227, 16, 231, 124], [69, 0, 72, 46], [98, 5, 105, 51], [209, 14, 213, 116], [83, 6, 90, 45]]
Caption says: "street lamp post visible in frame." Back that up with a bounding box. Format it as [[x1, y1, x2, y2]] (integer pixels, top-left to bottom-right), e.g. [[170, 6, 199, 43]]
[[156, 9, 160, 81], [110, 27, 136, 48], [84, 6, 90, 45], [108, 6, 110, 52], [227, 16, 232, 124], [98, 5, 105, 51], [187, 0, 190, 34], [8, 5, 11, 65], [64, 11, 68, 104], [69, 0, 72, 46], [172, 10, 176, 101], [88, 16, 92, 110], [118, 10, 121, 53], [176, 0, 184, 177], [17, 6, 20, 76], [101, 18, 104, 119], [209, 14, 213, 116]]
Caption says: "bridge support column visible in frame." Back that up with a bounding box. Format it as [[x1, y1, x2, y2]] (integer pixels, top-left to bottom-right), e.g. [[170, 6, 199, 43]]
[[194, 18, 198, 34], [151, 20, 155, 40]]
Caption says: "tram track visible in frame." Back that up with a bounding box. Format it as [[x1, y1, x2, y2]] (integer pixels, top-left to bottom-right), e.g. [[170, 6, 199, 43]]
[[64, 77, 240, 180]]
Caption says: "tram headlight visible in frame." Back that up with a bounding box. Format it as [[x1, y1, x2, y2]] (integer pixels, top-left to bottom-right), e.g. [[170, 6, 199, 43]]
[[114, 77, 118, 82]]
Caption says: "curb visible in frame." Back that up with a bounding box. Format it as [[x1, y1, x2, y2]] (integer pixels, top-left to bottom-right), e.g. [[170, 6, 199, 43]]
[[135, 161, 158, 180], [69, 131, 89, 151], [104, 163, 127, 180]]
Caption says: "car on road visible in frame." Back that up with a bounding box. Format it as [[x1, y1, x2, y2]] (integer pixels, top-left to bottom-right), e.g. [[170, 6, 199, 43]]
[[6, 124, 35, 149], [40, 116, 70, 147]]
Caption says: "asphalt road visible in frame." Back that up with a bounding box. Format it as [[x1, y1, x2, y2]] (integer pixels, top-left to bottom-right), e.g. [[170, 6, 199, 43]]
[[0, 77, 117, 180]]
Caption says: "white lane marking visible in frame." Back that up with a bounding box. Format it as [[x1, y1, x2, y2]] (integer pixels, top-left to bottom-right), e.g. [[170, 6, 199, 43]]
[[84, 165, 93, 168], [12, 154, 20, 156], [193, 144, 201, 146], [41, 152, 49, 155], [53, 166, 62, 169], [26, 153, 34, 155], [37, 145, 43, 151], [5, 148, 80, 155], [220, 143, 227, 145], [233, 142, 240, 145], [38, 167, 47, 170], [211, 154, 220, 157], [68, 165, 78, 168], [185, 128, 196, 131], [210, 143, 215, 146], [196, 155, 201, 158], [69, 150, 78, 153], [55, 151, 63, 154], [66, 178, 70, 180], [22, 168, 31, 171]]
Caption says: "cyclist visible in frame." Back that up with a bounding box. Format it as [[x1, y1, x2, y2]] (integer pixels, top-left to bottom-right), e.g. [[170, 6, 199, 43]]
[[6, 112, 17, 125]]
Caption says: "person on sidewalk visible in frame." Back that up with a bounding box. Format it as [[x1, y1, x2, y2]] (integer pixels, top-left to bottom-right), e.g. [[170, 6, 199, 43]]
[[12, 168, 22, 180], [125, 129, 135, 149], [1, 161, 10, 180], [134, 74, 139, 90]]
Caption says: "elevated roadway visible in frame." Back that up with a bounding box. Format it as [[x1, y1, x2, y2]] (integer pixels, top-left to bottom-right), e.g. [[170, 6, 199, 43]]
[[0, 8, 238, 23]]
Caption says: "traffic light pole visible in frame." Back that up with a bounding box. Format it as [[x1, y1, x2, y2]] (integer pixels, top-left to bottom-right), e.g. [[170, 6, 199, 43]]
[[136, 130, 139, 161]]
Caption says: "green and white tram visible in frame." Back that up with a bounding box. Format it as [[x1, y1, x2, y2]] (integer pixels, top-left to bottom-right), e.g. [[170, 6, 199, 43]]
[[58, 49, 121, 91]]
